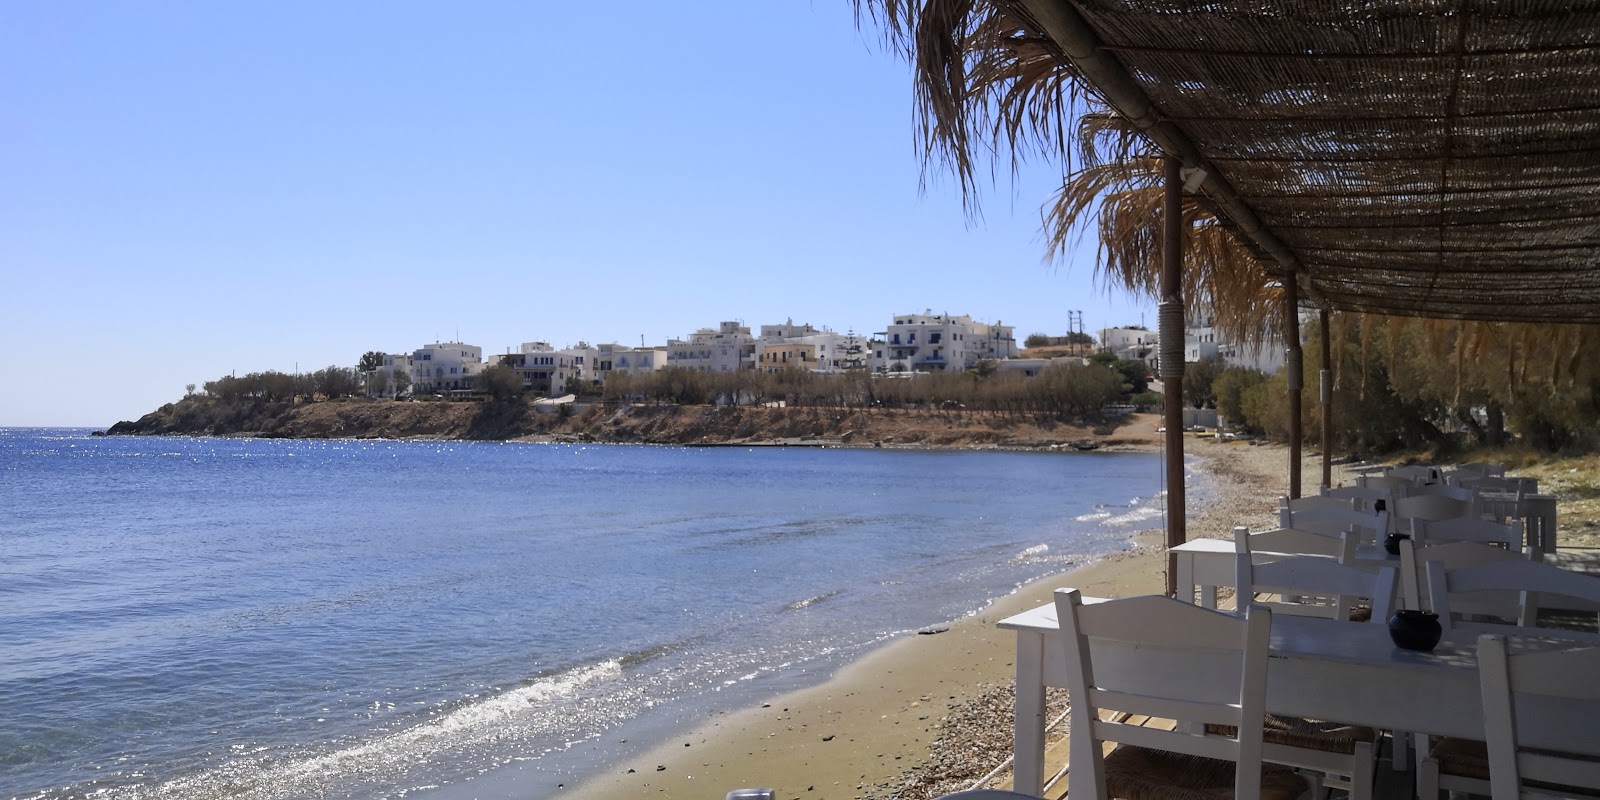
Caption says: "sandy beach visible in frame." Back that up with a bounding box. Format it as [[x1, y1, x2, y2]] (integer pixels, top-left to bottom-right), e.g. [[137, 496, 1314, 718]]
[[567, 433, 1357, 800]]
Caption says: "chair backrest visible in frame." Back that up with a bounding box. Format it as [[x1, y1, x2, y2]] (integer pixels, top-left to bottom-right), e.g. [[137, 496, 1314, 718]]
[[1394, 493, 1475, 523], [1454, 475, 1537, 495], [1411, 515, 1521, 549], [1281, 493, 1357, 514], [1426, 559, 1600, 638], [1359, 474, 1417, 497], [1388, 465, 1441, 483], [1410, 483, 1479, 503], [1321, 484, 1393, 513], [1235, 527, 1395, 622], [1400, 539, 1531, 613], [1055, 589, 1271, 800], [1478, 634, 1600, 800], [1279, 506, 1389, 544], [1243, 526, 1358, 561]]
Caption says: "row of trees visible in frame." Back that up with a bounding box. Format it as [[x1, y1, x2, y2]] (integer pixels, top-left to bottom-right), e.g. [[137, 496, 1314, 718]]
[[1178, 314, 1600, 454], [200, 366, 364, 404], [598, 360, 1130, 421]]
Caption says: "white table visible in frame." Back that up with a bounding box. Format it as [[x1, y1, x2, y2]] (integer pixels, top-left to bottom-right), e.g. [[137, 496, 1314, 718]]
[[999, 605, 1485, 796], [1171, 538, 1397, 609]]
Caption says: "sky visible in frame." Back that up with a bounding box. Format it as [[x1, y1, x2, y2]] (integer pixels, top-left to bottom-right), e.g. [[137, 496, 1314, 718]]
[[2, 2, 1155, 427]]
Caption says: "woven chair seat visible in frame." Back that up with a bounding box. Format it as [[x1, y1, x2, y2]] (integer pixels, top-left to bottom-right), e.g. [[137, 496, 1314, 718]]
[[1206, 716, 1376, 755], [1104, 745, 1307, 800], [1432, 737, 1600, 796]]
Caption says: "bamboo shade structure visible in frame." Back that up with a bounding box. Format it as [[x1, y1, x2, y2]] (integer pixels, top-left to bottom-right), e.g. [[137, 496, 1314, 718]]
[[1002, 0, 1600, 322]]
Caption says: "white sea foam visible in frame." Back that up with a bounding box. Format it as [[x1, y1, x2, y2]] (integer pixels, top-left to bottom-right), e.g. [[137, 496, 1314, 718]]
[[103, 660, 623, 800]]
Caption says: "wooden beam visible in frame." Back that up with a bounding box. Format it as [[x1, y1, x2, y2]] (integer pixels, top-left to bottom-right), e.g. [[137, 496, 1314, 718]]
[[1161, 157, 1186, 598], [1320, 309, 1333, 489], [1285, 277, 1303, 499]]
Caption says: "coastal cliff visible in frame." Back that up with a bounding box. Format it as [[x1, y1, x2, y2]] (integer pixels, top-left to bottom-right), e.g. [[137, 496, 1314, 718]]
[[105, 396, 1154, 449]]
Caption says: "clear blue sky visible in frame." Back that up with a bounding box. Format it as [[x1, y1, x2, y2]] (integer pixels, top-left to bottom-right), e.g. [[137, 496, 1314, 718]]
[[2, 1, 1155, 427]]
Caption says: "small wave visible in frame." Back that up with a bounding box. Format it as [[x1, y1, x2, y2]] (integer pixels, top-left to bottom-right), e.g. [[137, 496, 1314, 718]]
[[617, 640, 691, 669], [104, 660, 623, 800], [1014, 543, 1049, 561], [784, 590, 842, 611], [1100, 503, 1166, 528]]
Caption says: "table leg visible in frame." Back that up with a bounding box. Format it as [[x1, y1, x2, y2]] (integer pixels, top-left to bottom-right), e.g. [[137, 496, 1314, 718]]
[[1200, 584, 1218, 610], [1014, 631, 1046, 795], [1176, 552, 1196, 604]]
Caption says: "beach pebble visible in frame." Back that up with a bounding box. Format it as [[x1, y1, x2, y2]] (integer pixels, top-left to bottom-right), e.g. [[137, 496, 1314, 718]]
[[656, 765, 666, 771], [821, 734, 835, 742]]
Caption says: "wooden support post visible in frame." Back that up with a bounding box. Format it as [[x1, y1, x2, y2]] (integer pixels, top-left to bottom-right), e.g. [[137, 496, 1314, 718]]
[[1320, 309, 1332, 489], [1161, 157, 1185, 597], [1285, 276, 1303, 499]]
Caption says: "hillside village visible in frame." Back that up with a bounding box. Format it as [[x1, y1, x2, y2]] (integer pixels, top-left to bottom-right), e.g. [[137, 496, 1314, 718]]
[[366, 310, 1284, 398]]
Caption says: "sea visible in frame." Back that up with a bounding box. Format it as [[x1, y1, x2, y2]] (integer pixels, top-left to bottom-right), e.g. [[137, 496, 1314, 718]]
[[0, 428, 1204, 800]]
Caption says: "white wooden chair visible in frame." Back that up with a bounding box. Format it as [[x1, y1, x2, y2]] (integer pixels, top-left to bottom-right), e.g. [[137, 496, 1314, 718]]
[[1454, 475, 1537, 495], [1410, 515, 1521, 550], [1358, 474, 1416, 498], [1281, 493, 1357, 514], [1393, 494, 1476, 524], [1054, 590, 1306, 800], [1236, 527, 1397, 623], [1399, 539, 1533, 614], [1387, 465, 1441, 483], [1480, 634, 1600, 800], [1233, 528, 1390, 800], [1248, 527, 1358, 561], [1418, 635, 1600, 800], [1410, 483, 1479, 504], [1278, 506, 1388, 545], [1425, 559, 1600, 638], [1321, 484, 1393, 513]]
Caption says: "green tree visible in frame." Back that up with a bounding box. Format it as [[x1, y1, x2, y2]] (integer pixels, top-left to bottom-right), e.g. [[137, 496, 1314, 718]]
[[357, 351, 385, 373], [1182, 355, 1225, 409], [1024, 332, 1052, 348], [1213, 366, 1269, 426], [477, 365, 524, 402]]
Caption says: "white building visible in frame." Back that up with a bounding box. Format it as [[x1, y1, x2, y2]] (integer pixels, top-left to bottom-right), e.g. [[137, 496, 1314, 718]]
[[1184, 316, 1223, 363], [499, 342, 579, 395], [994, 357, 1057, 378], [595, 343, 665, 379], [877, 311, 1019, 373], [1099, 327, 1158, 369], [411, 341, 483, 393], [1181, 311, 1291, 375], [367, 352, 414, 397], [759, 319, 821, 341], [789, 332, 872, 372], [561, 342, 600, 384], [666, 321, 754, 373]]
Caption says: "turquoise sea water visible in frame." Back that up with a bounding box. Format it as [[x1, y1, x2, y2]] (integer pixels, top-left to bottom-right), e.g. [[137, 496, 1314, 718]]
[[0, 429, 1194, 800]]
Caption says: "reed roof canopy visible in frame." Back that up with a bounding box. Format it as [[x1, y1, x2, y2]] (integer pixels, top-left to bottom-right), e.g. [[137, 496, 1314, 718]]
[[868, 0, 1600, 323]]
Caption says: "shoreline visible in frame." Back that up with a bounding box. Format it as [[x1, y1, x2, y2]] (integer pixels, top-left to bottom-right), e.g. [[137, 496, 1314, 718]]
[[563, 438, 1337, 800]]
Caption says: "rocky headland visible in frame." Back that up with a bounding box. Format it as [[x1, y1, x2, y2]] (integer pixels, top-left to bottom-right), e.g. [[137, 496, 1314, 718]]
[[106, 396, 1159, 450]]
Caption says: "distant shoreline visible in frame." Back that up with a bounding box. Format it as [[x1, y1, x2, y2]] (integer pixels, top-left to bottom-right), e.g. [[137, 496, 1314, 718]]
[[104, 396, 1165, 452]]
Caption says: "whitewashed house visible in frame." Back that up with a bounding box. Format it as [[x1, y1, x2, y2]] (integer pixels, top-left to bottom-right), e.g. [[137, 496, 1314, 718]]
[[877, 312, 1019, 373], [666, 321, 754, 373], [411, 342, 483, 393]]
